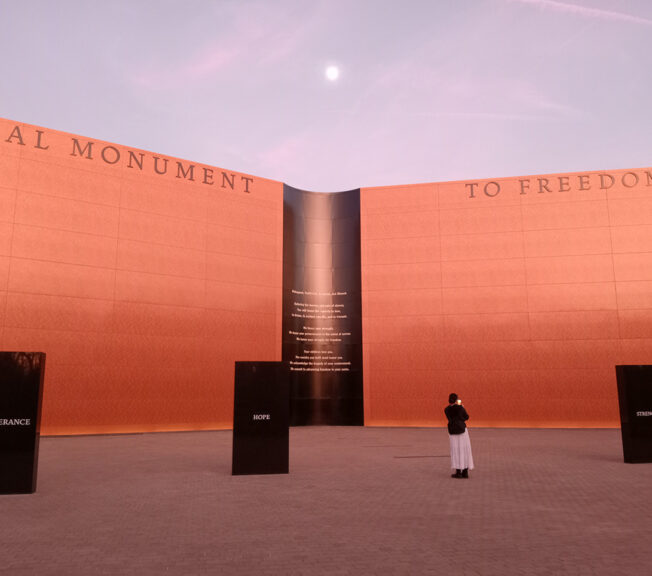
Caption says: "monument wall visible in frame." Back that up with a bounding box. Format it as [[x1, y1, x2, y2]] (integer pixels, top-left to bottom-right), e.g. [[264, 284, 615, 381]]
[[0, 118, 282, 434], [2, 117, 650, 431], [361, 168, 652, 427]]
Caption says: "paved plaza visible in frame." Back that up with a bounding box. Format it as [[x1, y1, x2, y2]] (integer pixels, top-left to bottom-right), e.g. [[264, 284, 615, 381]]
[[2, 427, 651, 575]]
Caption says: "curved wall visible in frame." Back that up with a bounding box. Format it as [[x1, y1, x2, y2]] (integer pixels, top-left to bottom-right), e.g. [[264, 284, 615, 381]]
[[282, 185, 363, 425]]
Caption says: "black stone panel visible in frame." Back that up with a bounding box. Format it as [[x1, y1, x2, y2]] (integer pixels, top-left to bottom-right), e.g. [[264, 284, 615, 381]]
[[232, 362, 289, 475], [616, 365, 652, 464], [0, 352, 46, 494]]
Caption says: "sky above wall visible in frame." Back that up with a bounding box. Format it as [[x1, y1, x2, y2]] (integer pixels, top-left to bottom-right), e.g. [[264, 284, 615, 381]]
[[1, 0, 651, 191]]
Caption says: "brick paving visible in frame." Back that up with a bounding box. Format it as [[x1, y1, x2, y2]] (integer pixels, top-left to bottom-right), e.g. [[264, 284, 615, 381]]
[[1, 427, 651, 575]]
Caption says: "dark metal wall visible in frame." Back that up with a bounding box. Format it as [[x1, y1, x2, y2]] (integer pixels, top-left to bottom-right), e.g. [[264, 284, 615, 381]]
[[282, 185, 363, 425]]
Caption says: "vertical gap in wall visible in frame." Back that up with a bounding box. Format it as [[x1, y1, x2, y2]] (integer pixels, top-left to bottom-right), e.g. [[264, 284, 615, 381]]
[[435, 182, 444, 409], [110, 173, 123, 341], [519, 190, 532, 338], [518, 183, 533, 381], [435, 182, 443, 298], [201, 185, 208, 380], [604, 187, 622, 346], [275, 199, 283, 362], [1, 148, 21, 348], [360, 190, 368, 425]]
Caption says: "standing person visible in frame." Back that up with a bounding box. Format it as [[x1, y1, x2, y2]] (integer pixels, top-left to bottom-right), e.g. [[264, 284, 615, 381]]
[[445, 393, 474, 478]]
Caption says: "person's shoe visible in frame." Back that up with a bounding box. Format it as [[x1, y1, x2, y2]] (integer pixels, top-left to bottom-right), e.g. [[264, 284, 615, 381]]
[[451, 469, 462, 478], [461, 468, 469, 478]]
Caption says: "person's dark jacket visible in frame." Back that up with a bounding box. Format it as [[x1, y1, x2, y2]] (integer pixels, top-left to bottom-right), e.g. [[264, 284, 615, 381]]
[[445, 404, 469, 435]]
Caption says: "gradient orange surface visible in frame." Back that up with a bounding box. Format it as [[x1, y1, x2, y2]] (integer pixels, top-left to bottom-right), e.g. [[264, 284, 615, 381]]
[[2, 117, 650, 432], [0, 118, 282, 435], [361, 168, 652, 428]]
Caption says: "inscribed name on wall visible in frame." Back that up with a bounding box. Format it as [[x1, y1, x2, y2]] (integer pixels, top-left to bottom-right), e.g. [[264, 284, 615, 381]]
[[465, 169, 652, 199], [2, 122, 254, 194]]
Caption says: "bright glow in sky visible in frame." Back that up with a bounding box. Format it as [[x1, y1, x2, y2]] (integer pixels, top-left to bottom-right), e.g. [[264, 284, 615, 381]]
[[325, 65, 340, 81], [1, 0, 651, 191]]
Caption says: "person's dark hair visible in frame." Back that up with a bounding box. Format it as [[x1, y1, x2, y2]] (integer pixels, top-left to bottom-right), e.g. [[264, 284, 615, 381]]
[[449, 393, 458, 404]]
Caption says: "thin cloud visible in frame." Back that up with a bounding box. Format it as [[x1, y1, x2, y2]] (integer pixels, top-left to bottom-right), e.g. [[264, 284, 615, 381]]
[[131, 2, 317, 90], [258, 134, 310, 176], [510, 0, 652, 26], [415, 111, 548, 122], [357, 57, 584, 124], [184, 48, 238, 80]]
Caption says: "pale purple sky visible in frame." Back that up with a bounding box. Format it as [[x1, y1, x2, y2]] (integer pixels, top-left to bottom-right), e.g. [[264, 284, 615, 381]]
[[1, 0, 651, 191]]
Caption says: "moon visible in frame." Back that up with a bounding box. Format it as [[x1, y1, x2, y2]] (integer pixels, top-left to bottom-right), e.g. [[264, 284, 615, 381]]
[[325, 65, 340, 81]]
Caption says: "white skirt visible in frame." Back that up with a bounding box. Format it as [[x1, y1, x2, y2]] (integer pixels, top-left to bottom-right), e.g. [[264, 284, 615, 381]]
[[449, 429, 474, 470]]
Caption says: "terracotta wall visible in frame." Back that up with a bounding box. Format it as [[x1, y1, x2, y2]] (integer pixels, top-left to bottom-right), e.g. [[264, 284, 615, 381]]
[[0, 118, 282, 434], [2, 117, 650, 432], [361, 168, 652, 427]]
